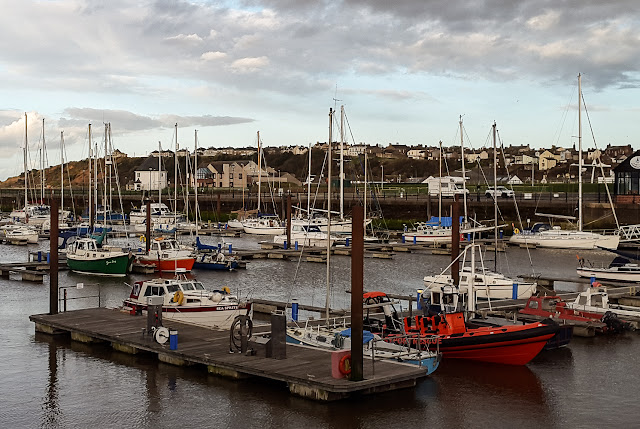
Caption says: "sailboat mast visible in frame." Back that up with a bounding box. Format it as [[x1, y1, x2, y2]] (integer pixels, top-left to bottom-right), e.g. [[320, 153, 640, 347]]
[[24, 113, 28, 211], [364, 150, 367, 232], [103, 123, 108, 218], [194, 130, 199, 237], [88, 124, 92, 227], [93, 142, 98, 224], [340, 105, 345, 220], [325, 108, 333, 321], [307, 142, 311, 215], [578, 73, 583, 232], [174, 123, 178, 228], [459, 116, 468, 222], [257, 131, 262, 213], [158, 141, 161, 204], [60, 131, 64, 214], [41, 118, 45, 203], [438, 140, 442, 223], [492, 122, 498, 272]]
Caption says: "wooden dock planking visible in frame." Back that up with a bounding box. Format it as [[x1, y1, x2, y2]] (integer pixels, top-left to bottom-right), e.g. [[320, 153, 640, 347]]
[[30, 307, 426, 401]]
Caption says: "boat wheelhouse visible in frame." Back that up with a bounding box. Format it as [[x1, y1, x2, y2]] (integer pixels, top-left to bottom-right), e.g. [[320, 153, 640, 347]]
[[123, 276, 250, 330]]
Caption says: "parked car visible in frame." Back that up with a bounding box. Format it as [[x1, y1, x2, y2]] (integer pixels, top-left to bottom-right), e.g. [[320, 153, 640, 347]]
[[485, 186, 515, 198]]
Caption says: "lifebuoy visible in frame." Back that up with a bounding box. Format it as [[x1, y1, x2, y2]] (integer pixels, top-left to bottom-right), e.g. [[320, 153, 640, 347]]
[[139, 235, 146, 242], [338, 354, 352, 376], [514, 228, 520, 234], [172, 290, 184, 305]]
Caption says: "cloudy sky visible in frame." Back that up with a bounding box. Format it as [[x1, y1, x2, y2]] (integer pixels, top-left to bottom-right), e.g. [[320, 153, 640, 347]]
[[0, 0, 638, 180]]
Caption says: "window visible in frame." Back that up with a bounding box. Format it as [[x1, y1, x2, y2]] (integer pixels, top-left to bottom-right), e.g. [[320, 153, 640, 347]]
[[229, 182, 234, 187], [220, 182, 223, 187], [239, 173, 243, 179], [229, 173, 234, 179]]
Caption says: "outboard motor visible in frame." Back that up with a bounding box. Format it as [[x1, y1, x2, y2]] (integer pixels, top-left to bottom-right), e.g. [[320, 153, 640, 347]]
[[601, 311, 632, 333]]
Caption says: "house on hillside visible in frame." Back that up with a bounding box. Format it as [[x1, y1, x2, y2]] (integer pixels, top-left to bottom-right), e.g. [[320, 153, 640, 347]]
[[134, 156, 167, 191]]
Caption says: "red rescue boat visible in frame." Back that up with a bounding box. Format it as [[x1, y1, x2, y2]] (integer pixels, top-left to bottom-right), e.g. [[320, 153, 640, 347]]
[[363, 291, 558, 365], [400, 312, 558, 365]]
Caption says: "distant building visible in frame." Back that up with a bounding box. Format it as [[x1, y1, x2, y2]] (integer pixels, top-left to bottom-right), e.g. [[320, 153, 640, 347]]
[[134, 156, 167, 191], [613, 150, 640, 201]]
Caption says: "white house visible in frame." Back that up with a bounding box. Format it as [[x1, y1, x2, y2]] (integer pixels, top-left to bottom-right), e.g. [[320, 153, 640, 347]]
[[507, 175, 523, 185], [134, 156, 168, 191]]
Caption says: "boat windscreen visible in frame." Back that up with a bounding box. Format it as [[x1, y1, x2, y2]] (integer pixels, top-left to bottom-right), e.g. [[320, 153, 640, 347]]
[[166, 284, 179, 293]]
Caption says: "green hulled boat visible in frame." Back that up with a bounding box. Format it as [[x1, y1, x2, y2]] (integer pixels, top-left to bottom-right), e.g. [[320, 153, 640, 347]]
[[66, 237, 134, 277]]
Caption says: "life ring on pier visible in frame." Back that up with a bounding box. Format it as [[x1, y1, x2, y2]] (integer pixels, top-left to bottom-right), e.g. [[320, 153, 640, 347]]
[[513, 228, 520, 234], [338, 354, 352, 376], [172, 290, 184, 305]]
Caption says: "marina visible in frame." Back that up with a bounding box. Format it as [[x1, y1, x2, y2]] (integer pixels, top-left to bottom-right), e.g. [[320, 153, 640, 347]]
[[2, 229, 640, 426]]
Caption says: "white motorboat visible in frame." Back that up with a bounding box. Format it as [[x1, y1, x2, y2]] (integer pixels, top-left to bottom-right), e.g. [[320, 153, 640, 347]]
[[403, 222, 453, 244], [566, 286, 640, 322], [242, 215, 285, 235], [577, 256, 640, 282], [510, 223, 620, 250], [273, 224, 337, 247], [1, 225, 39, 243], [123, 275, 251, 330], [423, 244, 537, 301]]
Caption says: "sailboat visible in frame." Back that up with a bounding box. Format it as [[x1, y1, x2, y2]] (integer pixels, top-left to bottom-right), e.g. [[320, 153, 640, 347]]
[[242, 131, 285, 235], [9, 115, 52, 228], [509, 74, 620, 250]]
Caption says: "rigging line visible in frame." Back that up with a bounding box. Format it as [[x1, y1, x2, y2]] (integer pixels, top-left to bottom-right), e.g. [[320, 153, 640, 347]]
[[551, 82, 577, 149], [497, 130, 536, 274], [581, 93, 619, 229]]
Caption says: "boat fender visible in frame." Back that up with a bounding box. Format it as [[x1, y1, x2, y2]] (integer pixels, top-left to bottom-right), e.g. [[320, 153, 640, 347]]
[[222, 286, 231, 294], [216, 252, 225, 262], [338, 354, 352, 376], [172, 290, 184, 305], [514, 228, 520, 234]]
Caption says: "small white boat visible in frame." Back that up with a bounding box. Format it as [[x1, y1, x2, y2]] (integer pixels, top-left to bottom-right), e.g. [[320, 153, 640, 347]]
[[403, 222, 452, 244], [286, 322, 440, 375], [566, 286, 640, 322], [577, 256, 640, 282], [242, 215, 285, 235], [510, 223, 620, 250], [123, 275, 251, 330], [273, 225, 337, 247], [1, 225, 39, 243], [423, 244, 537, 301]]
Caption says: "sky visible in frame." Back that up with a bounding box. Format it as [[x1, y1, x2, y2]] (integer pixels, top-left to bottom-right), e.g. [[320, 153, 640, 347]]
[[0, 0, 639, 181]]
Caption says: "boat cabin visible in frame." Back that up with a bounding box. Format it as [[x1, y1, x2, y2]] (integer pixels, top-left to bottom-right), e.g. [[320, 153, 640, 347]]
[[149, 238, 180, 252]]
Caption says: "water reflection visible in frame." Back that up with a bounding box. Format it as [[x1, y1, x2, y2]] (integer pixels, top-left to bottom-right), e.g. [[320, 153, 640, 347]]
[[41, 334, 62, 428], [432, 361, 554, 427]]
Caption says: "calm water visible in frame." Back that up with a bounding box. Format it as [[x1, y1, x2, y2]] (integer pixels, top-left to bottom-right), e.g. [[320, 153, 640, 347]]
[[1, 236, 639, 428]]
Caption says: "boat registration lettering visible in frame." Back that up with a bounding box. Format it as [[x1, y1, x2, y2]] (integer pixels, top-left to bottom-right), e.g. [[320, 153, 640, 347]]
[[217, 305, 238, 311]]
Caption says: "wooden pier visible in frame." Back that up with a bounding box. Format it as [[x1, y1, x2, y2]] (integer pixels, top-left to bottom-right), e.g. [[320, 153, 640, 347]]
[[30, 307, 429, 401]]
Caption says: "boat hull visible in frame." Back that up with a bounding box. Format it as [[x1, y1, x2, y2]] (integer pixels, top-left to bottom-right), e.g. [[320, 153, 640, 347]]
[[137, 257, 195, 272], [193, 261, 239, 270], [124, 300, 247, 330], [67, 253, 134, 276], [577, 267, 640, 282], [243, 225, 286, 235], [509, 232, 619, 250], [435, 323, 557, 365]]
